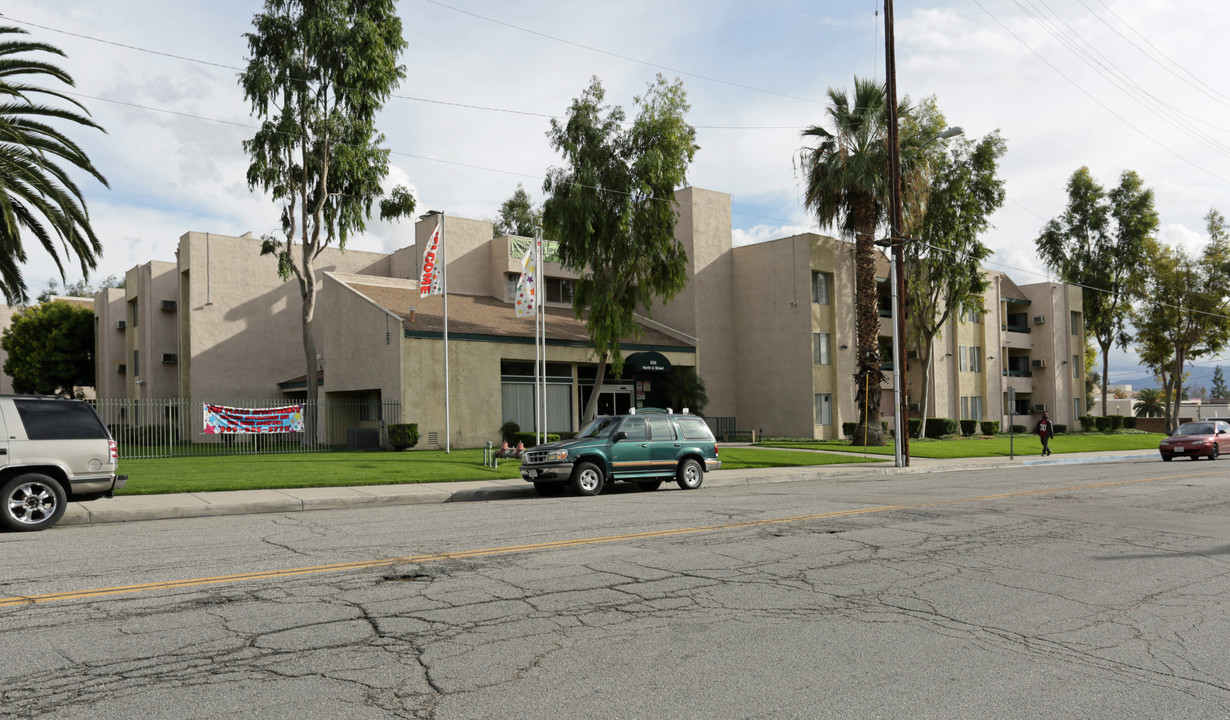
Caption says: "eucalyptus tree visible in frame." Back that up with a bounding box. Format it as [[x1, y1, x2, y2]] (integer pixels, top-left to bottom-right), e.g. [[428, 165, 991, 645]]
[[542, 75, 697, 424], [0, 26, 109, 304], [240, 0, 416, 419], [1036, 168, 1156, 423]]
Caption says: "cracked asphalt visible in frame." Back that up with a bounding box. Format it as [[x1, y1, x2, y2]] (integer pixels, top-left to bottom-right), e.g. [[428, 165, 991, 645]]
[[4, 458, 1230, 719]]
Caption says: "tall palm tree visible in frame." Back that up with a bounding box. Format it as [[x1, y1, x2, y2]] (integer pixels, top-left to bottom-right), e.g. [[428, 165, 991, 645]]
[[0, 26, 108, 304], [798, 77, 913, 446]]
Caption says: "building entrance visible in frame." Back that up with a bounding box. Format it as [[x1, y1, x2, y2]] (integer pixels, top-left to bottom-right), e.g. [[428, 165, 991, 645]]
[[582, 382, 633, 418]]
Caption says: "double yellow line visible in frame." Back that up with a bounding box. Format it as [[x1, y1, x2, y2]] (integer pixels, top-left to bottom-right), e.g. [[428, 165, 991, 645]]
[[0, 471, 1207, 607]]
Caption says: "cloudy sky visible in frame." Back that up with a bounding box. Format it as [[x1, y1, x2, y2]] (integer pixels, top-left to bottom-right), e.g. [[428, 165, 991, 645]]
[[11, 0, 1230, 388]]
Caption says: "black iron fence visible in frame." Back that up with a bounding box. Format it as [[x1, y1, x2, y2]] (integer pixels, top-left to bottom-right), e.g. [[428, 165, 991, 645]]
[[92, 398, 403, 460]]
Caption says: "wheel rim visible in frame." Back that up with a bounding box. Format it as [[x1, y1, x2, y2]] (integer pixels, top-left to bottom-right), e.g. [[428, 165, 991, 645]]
[[1212, 446, 1220, 460], [578, 468, 601, 493], [7, 481, 57, 525], [683, 463, 701, 487]]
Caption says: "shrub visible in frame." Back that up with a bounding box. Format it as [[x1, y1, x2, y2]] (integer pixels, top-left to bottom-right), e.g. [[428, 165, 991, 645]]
[[1122, 416, 1137, 430], [388, 423, 419, 451], [842, 422, 859, 439], [1053, 424, 1067, 434], [959, 420, 978, 437], [1095, 416, 1111, 432], [514, 432, 560, 448], [979, 420, 1000, 435], [909, 418, 922, 437], [925, 418, 959, 439], [1107, 415, 1124, 431], [499, 421, 520, 443], [1012, 424, 1027, 434], [1078, 415, 1096, 432]]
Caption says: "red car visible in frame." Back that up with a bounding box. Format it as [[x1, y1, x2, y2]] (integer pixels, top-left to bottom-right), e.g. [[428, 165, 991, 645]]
[[1159, 420, 1230, 461]]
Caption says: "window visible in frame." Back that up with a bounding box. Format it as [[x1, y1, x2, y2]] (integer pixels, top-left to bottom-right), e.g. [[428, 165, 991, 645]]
[[1075, 398, 1082, 421], [1072, 355, 1081, 379], [811, 272, 831, 305], [14, 400, 108, 440], [676, 416, 715, 441], [620, 417, 648, 441], [646, 416, 675, 441], [970, 346, 982, 373], [966, 308, 981, 324], [959, 345, 969, 372], [814, 393, 832, 425], [960, 395, 984, 421], [813, 332, 831, 365], [1070, 311, 1081, 335], [545, 277, 575, 304], [133, 349, 140, 377]]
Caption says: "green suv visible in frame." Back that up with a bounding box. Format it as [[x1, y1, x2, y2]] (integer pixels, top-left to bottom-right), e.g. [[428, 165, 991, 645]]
[[519, 410, 720, 496]]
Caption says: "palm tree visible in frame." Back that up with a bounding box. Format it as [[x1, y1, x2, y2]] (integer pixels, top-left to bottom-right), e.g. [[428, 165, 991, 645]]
[[798, 77, 915, 446], [1133, 388, 1165, 418], [0, 26, 108, 304], [661, 367, 708, 416]]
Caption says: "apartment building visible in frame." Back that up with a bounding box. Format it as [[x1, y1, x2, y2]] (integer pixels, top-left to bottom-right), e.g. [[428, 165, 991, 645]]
[[94, 186, 1082, 446]]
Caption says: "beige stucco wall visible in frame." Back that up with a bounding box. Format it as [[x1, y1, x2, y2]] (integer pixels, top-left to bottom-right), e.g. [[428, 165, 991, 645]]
[[94, 289, 127, 399], [320, 273, 405, 398]]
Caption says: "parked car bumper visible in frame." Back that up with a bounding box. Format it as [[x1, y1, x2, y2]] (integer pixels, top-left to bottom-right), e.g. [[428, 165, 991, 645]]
[[705, 458, 722, 472], [521, 463, 574, 483]]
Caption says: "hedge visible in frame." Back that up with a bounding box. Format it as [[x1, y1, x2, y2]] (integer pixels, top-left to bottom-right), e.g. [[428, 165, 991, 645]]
[[1079, 415, 1096, 432], [1012, 424, 1027, 434], [1095, 416, 1111, 432], [925, 418, 959, 439], [1122, 416, 1137, 429], [959, 420, 978, 437], [1107, 415, 1124, 431], [979, 420, 1000, 435], [1053, 424, 1067, 434], [513, 432, 560, 447], [388, 423, 419, 451], [842, 422, 859, 438]]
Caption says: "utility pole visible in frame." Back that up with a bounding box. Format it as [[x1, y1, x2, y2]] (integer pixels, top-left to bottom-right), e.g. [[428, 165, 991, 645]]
[[884, 0, 910, 466]]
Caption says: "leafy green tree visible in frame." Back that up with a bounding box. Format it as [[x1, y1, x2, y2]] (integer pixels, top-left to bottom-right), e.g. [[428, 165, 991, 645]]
[[905, 131, 1007, 438], [1211, 366, 1228, 399], [798, 77, 928, 446], [1133, 387, 1164, 417], [240, 0, 417, 420], [493, 184, 540, 238], [38, 274, 122, 303], [542, 75, 697, 424], [1036, 168, 1157, 423], [1131, 212, 1230, 432], [0, 26, 109, 305], [1, 299, 94, 397]]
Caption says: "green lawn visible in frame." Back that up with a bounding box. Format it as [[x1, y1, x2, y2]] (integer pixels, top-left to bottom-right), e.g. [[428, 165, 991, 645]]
[[762, 432, 1165, 459], [116, 446, 882, 495]]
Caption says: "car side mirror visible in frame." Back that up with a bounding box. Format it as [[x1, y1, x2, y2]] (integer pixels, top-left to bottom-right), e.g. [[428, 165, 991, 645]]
[[613, 431, 628, 442]]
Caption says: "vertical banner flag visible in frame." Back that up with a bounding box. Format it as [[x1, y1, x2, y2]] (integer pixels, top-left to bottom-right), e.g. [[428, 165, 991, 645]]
[[419, 219, 443, 297], [514, 238, 539, 317]]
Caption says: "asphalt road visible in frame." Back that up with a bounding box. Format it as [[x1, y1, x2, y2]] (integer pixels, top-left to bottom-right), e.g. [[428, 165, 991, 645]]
[[4, 457, 1230, 719]]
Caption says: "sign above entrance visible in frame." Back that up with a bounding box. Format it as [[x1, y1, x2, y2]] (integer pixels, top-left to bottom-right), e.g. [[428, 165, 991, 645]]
[[625, 351, 671, 373]]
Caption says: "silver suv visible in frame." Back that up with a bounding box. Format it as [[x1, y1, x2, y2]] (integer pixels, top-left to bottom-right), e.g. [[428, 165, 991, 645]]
[[0, 395, 127, 532]]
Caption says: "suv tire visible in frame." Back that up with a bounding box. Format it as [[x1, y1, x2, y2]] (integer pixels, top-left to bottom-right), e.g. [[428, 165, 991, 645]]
[[571, 461, 605, 496], [676, 459, 704, 490], [2, 473, 68, 532]]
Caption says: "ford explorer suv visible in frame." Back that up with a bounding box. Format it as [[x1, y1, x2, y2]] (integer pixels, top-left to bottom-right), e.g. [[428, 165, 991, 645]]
[[520, 410, 720, 496], [0, 395, 127, 532]]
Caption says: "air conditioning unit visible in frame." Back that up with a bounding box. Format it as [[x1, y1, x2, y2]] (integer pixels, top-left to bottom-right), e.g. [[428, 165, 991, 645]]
[[116, 363, 126, 374], [908, 403, 920, 412], [161, 299, 177, 311], [1033, 404, 1046, 413], [116, 320, 126, 330], [161, 353, 178, 364], [1031, 359, 1047, 368], [1033, 315, 1046, 324], [907, 350, 919, 359]]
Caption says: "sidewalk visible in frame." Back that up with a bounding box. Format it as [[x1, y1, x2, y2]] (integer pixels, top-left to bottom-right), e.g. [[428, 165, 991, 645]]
[[59, 448, 1163, 527]]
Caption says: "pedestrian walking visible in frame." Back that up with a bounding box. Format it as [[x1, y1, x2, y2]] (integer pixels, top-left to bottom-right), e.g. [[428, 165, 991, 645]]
[[1034, 412, 1054, 456]]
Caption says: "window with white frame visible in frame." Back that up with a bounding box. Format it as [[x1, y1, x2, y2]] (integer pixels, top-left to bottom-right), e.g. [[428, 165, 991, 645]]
[[1072, 355, 1080, 378], [960, 396, 984, 420], [812, 272, 832, 305], [813, 332, 831, 365], [959, 345, 969, 372], [1071, 311, 1081, 335], [970, 346, 982, 373], [966, 308, 981, 324], [814, 393, 832, 425]]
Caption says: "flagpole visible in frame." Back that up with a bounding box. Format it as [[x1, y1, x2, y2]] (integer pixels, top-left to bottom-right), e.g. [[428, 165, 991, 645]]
[[537, 231, 546, 445], [442, 213, 451, 454]]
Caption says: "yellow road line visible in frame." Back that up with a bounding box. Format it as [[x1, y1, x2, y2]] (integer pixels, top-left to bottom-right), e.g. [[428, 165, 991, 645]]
[[1, 470, 1216, 607]]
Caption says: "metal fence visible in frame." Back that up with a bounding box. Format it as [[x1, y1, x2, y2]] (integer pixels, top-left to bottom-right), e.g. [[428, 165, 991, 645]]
[[92, 398, 403, 460]]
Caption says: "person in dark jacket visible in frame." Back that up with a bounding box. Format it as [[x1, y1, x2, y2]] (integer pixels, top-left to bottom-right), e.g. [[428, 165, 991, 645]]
[[1034, 412, 1055, 456]]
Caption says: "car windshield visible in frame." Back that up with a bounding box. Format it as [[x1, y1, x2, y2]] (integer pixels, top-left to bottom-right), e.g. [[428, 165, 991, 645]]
[[577, 417, 619, 439], [1176, 422, 1213, 436]]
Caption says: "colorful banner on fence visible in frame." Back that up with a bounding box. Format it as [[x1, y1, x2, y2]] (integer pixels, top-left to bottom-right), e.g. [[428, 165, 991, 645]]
[[203, 404, 305, 434]]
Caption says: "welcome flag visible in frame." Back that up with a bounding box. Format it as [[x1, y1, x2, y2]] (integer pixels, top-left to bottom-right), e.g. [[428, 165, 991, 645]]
[[419, 220, 443, 297], [203, 404, 304, 434], [514, 239, 539, 318]]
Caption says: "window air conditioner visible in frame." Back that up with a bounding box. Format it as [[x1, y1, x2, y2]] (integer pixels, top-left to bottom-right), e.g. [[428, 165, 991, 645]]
[[907, 350, 919, 359], [117, 363, 126, 374], [161, 353, 178, 364], [1033, 404, 1046, 413], [116, 320, 126, 330], [161, 300, 177, 311], [1031, 359, 1046, 368], [907, 403, 920, 412], [1033, 315, 1045, 324]]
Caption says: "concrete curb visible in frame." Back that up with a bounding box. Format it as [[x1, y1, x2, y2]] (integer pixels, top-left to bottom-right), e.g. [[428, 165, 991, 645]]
[[56, 450, 1162, 528]]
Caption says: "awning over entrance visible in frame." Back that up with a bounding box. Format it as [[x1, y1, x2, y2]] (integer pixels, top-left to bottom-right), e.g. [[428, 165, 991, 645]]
[[624, 351, 671, 374]]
